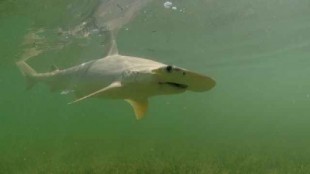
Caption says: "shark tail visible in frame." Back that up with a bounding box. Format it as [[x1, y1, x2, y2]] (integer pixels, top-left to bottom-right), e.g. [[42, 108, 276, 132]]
[[16, 61, 38, 90]]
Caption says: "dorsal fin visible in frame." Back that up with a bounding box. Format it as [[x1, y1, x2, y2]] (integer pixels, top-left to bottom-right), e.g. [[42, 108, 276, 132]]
[[103, 30, 119, 56], [108, 35, 119, 55]]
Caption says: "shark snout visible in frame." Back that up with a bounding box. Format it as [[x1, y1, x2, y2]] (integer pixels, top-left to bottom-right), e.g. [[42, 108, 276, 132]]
[[153, 65, 216, 92], [178, 69, 216, 92]]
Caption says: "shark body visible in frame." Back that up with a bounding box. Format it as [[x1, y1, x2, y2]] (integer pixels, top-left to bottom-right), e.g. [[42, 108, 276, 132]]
[[17, 37, 215, 120]]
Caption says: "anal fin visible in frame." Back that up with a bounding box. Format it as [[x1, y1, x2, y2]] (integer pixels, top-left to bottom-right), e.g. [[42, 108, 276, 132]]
[[125, 98, 148, 120]]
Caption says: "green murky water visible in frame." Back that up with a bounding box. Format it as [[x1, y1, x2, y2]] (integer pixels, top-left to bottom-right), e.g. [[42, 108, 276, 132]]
[[1, 0, 310, 173]]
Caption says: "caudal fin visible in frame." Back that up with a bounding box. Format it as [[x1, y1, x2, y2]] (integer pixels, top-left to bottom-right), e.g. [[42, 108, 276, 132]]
[[16, 61, 38, 90]]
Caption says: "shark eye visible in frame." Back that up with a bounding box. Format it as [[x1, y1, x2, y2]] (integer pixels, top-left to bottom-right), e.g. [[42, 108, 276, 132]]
[[166, 65, 173, 73]]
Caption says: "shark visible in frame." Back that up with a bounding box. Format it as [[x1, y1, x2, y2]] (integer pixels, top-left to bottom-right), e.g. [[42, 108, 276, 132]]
[[17, 34, 215, 120]]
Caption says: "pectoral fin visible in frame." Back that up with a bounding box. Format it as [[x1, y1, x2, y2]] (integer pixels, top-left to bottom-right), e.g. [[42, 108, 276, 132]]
[[125, 98, 148, 120], [69, 82, 122, 104]]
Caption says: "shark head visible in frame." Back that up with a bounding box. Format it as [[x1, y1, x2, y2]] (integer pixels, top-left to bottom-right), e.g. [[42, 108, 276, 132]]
[[151, 64, 216, 95], [122, 63, 216, 97]]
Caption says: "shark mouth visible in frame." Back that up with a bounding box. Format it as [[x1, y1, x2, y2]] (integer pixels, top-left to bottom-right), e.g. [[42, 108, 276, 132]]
[[159, 82, 188, 89]]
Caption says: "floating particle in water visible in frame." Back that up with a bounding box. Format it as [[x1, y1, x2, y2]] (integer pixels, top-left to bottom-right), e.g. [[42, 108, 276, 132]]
[[163, 1, 173, 9], [61, 90, 74, 95], [163, 1, 179, 11], [91, 28, 99, 35]]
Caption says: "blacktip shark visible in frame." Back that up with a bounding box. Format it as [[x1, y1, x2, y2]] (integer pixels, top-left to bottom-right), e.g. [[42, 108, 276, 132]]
[[17, 34, 215, 120]]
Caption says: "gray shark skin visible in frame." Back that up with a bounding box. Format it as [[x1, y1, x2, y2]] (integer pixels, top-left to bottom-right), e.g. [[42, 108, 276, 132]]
[[17, 38, 215, 120]]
